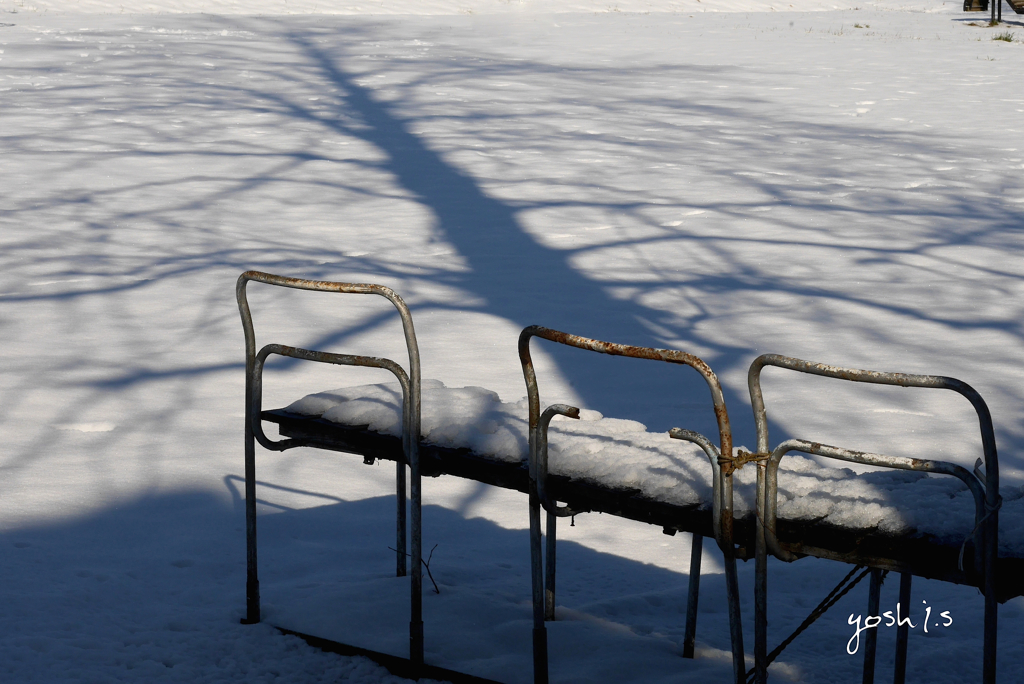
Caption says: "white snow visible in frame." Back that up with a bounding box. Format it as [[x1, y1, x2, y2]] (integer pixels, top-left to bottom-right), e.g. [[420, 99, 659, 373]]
[[2, 0, 1024, 682], [290, 380, 1024, 549]]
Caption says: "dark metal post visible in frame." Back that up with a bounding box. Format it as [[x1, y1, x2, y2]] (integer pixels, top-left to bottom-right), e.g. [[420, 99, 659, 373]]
[[396, 462, 407, 577], [243, 410, 260, 624], [239, 275, 261, 627], [977, 395, 999, 684], [754, 460, 768, 684], [406, 331, 423, 671], [722, 521, 746, 684], [410, 457, 423, 668], [862, 569, 883, 684], [717, 443, 746, 684], [528, 403, 579, 680], [893, 572, 912, 684], [545, 511, 557, 621], [982, 503, 998, 684], [530, 478, 548, 684], [682, 533, 703, 658]]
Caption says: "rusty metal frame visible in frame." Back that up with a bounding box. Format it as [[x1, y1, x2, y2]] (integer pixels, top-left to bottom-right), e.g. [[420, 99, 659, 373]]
[[747, 354, 1000, 684], [518, 325, 746, 684], [236, 271, 425, 667]]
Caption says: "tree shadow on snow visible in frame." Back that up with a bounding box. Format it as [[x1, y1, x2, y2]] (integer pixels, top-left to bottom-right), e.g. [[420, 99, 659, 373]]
[[0, 486, 740, 684], [4, 14, 1024, 464]]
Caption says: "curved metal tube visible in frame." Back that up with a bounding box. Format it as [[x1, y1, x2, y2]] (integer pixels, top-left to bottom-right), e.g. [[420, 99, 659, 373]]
[[534, 404, 583, 517], [748, 353, 1000, 684], [669, 428, 722, 544], [251, 344, 411, 453]]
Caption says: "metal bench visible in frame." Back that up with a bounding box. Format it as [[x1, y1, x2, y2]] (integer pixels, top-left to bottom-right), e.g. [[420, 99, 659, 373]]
[[237, 271, 1020, 684]]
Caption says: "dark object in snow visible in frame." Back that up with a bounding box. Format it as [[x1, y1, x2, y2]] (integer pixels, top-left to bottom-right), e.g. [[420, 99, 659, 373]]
[[277, 627, 503, 684], [388, 543, 441, 594]]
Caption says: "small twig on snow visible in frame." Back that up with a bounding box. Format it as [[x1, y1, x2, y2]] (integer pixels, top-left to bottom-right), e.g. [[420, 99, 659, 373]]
[[388, 543, 441, 594]]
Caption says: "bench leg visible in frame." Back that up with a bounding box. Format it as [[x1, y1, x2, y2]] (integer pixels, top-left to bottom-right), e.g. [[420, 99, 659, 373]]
[[530, 494, 548, 684], [862, 569, 883, 684], [545, 511, 557, 621], [533, 621, 549, 684], [754, 521, 767, 684], [396, 461, 407, 577], [724, 550, 746, 684], [243, 423, 260, 625], [983, 511, 997, 684], [682, 533, 703, 658], [410, 460, 423, 668], [893, 572, 912, 684]]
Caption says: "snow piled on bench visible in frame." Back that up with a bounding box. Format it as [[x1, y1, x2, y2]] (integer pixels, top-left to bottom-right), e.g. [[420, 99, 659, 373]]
[[286, 381, 1010, 548]]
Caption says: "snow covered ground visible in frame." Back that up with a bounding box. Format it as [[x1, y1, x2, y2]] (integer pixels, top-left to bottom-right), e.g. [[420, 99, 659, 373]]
[[1, 0, 1023, 682]]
